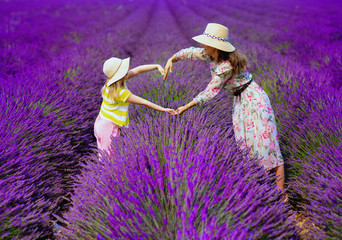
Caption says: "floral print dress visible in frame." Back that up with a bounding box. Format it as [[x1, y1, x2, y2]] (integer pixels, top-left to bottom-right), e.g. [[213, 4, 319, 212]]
[[174, 47, 284, 170]]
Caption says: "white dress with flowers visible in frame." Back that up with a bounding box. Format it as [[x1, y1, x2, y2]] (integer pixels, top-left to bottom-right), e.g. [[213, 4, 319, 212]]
[[174, 47, 284, 170]]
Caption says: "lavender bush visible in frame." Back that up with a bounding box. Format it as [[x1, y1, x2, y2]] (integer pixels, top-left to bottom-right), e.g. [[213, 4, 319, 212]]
[[291, 145, 342, 239], [62, 115, 297, 239], [0, 74, 82, 239]]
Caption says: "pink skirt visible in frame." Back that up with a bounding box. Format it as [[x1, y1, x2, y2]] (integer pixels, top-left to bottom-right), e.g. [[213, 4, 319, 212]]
[[94, 114, 120, 153]]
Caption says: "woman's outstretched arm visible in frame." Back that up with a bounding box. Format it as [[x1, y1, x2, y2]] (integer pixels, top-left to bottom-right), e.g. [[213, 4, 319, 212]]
[[163, 55, 177, 80], [176, 100, 196, 115], [164, 47, 209, 80], [175, 76, 222, 115], [176, 74, 229, 115]]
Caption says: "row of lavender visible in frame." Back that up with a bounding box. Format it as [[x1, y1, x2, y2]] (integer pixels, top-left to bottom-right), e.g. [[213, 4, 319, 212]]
[[60, 0, 298, 239], [166, 0, 342, 238], [0, 0, 154, 239]]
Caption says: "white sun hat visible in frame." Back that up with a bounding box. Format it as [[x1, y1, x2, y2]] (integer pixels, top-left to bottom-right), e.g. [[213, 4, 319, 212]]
[[192, 23, 235, 52], [103, 57, 130, 86]]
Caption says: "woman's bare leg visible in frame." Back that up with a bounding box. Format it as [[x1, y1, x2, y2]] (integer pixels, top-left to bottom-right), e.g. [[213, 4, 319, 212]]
[[273, 164, 289, 203], [273, 164, 285, 191]]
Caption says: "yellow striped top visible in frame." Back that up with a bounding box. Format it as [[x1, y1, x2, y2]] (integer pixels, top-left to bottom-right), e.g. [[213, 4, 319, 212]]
[[99, 84, 132, 127]]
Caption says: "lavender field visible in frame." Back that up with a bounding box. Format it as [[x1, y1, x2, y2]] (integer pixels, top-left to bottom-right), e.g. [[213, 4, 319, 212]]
[[1, 0, 341, 239]]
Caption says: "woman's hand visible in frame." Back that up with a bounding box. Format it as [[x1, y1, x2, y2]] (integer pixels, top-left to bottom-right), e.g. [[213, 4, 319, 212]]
[[175, 101, 196, 115], [163, 58, 174, 80], [176, 106, 188, 115], [157, 65, 165, 75]]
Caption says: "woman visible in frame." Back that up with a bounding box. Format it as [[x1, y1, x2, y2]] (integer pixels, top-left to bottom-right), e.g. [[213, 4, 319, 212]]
[[163, 23, 287, 202]]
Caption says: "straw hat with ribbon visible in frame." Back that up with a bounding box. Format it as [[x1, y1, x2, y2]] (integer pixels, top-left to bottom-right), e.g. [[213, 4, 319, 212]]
[[103, 57, 130, 86], [192, 23, 235, 52]]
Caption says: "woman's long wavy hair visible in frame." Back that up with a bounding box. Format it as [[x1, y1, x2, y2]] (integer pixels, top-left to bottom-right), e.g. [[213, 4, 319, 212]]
[[217, 49, 250, 75], [101, 78, 126, 101]]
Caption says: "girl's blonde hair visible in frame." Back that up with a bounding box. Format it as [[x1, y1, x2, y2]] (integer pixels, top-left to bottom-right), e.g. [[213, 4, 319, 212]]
[[102, 78, 126, 101]]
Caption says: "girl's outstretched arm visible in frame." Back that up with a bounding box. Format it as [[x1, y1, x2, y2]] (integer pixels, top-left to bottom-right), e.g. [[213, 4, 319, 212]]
[[127, 94, 175, 115], [126, 64, 164, 79]]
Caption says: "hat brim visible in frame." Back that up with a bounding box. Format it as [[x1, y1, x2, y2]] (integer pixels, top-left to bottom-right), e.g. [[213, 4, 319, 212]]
[[107, 57, 130, 86], [192, 35, 235, 52]]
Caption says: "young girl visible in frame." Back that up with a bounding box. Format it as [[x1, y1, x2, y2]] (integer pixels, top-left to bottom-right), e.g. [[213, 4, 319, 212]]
[[94, 57, 175, 153], [163, 23, 287, 203]]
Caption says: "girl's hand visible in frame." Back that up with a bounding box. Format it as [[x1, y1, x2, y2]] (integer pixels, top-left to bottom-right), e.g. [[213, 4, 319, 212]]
[[157, 65, 165, 76], [164, 108, 176, 115], [163, 58, 173, 80]]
